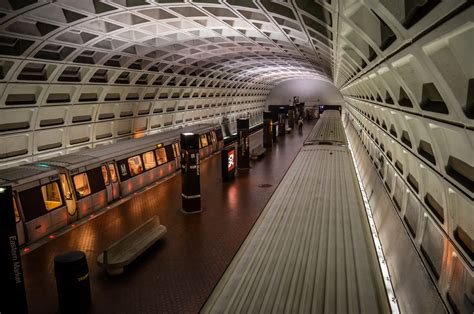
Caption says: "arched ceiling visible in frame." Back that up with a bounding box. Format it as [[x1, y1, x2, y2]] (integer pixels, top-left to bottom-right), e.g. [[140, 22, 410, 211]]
[[0, 0, 472, 176], [0, 0, 336, 86]]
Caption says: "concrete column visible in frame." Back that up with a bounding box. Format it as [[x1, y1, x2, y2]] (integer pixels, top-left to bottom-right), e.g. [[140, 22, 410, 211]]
[[263, 111, 272, 149], [180, 133, 201, 213], [237, 118, 250, 169], [278, 107, 286, 136]]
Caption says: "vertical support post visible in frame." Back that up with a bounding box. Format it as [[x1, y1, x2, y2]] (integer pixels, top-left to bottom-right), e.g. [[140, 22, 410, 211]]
[[237, 118, 250, 169], [278, 106, 286, 136], [288, 106, 295, 129], [0, 185, 28, 314], [221, 116, 231, 138], [271, 110, 278, 143], [263, 111, 272, 149], [180, 133, 201, 213]]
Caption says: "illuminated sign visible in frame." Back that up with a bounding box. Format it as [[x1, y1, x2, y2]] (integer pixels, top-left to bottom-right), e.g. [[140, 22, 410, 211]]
[[228, 149, 235, 171], [221, 147, 236, 181]]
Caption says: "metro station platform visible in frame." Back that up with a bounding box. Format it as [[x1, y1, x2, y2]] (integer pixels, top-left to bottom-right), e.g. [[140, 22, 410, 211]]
[[21, 121, 316, 314]]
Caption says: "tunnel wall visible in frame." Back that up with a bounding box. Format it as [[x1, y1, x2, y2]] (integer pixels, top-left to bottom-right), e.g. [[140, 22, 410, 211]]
[[0, 72, 268, 169], [337, 4, 473, 313], [344, 106, 472, 313], [344, 109, 447, 313]]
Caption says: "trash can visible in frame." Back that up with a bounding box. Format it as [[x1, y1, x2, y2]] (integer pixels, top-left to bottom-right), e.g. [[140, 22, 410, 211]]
[[54, 251, 91, 313]]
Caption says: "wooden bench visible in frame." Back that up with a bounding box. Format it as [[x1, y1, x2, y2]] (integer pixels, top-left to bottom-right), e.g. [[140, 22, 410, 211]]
[[250, 145, 266, 160], [97, 216, 167, 275]]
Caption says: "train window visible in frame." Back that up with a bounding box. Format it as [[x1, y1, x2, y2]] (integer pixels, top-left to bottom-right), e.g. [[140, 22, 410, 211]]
[[13, 197, 20, 223], [41, 182, 63, 211], [87, 167, 106, 193], [73, 173, 91, 198], [101, 165, 110, 185], [142, 151, 157, 170], [128, 155, 144, 176], [165, 145, 175, 161], [59, 174, 73, 200], [200, 134, 208, 147], [108, 163, 118, 183], [19, 187, 46, 221], [155, 147, 167, 165], [215, 129, 223, 141], [210, 131, 217, 143]]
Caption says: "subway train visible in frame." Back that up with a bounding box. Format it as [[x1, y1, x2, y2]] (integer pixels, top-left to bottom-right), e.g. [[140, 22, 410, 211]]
[[0, 124, 223, 246], [304, 106, 346, 146], [204, 107, 472, 313], [203, 108, 397, 312]]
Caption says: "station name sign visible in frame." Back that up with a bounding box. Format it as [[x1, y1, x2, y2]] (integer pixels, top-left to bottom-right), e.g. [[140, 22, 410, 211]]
[[0, 186, 28, 313]]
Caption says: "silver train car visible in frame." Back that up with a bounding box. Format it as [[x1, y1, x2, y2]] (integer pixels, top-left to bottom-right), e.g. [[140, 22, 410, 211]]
[[304, 108, 346, 146], [0, 124, 223, 246], [203, 109, 392, 312]]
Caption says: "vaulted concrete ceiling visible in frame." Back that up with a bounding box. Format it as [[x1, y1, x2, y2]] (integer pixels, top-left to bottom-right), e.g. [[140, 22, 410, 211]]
[[0, 0, 472, 189]]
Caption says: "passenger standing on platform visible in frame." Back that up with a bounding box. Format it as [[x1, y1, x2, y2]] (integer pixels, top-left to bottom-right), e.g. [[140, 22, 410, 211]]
[[298, 117, 303, 134]]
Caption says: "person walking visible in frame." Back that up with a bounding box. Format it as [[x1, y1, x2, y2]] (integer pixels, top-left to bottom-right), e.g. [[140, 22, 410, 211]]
[[298, 116, 304, 134]]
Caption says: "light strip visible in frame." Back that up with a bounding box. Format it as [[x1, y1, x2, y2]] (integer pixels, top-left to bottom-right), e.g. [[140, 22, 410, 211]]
[[345, 116, 400, 314]]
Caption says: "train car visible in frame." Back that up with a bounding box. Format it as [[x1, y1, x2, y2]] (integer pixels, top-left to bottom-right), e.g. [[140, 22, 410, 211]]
[[199, 126, 223, 159], [203, 116, 391, 312], [0, 124, 222, 246], [0, 164, 71, 245], [304, 109, 347, 146]]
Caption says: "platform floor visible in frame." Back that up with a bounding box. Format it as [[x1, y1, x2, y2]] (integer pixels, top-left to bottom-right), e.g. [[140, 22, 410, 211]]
[[22, 120, 316, 314]]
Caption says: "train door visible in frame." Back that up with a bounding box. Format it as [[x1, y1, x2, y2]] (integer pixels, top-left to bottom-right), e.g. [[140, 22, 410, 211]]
[[59, 173, 77, 223], [105, 163, 120, 202], [18, 179, 68, 243]]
